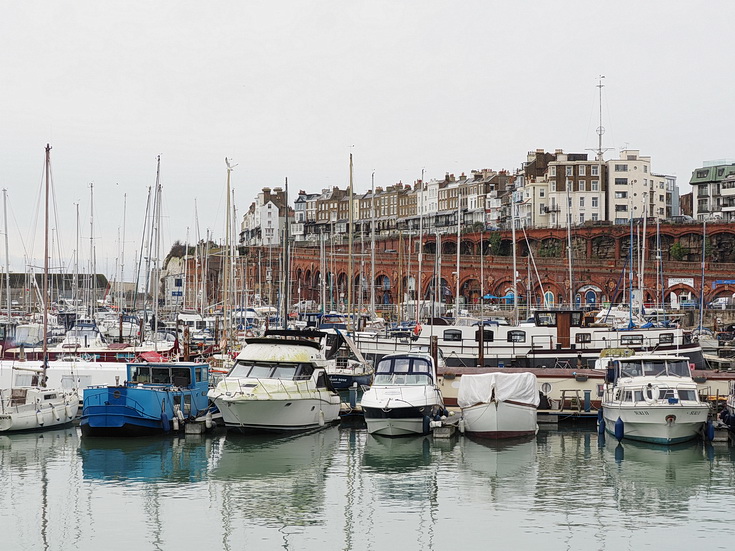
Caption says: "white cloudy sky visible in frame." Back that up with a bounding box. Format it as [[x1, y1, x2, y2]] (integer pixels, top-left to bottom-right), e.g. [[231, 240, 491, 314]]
[[1, 1, 733, 278]]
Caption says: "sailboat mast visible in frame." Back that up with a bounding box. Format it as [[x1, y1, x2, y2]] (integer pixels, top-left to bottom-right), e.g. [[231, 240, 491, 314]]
[[370, 171, 376, 316], [566, 182, 574, 308], [416, 169, 423, 325], [699, 218, 706, 331], [194, 200, 200, 314], [320, 230, 326, 312], [74, 203, 79, 311], [3, 189, 10, 321], [224, 158, 233, 348], [455, 185, 461, 317], [282, 177, 290, 329], [640, 192, 648, 316], [347, 154, 353, 328], [511, 198, 518, 320], [89, 183, 96, 318], [120, 193, 127, 312], [42, 144, 51, 384], [152, 156, 162, 339]]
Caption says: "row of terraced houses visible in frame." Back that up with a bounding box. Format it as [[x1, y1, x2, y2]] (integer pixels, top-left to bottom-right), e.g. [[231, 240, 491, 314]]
[[238, 148, 735, 248]]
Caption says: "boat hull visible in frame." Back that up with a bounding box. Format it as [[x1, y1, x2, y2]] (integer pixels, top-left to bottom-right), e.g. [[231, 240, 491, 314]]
[[214, 395, 341, 432], [602, 404, 709, 445], [80, 405, 172, 437], [362, 403, 444, 436], [461, 400, 538, 439]]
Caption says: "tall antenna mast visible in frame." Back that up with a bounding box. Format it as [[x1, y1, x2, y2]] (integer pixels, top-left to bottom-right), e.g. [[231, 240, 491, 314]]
[[595, 75, 609, 161]]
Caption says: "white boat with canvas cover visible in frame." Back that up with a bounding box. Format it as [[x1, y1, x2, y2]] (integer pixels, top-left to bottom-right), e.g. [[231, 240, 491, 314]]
[[458, 372, 539, 439], [597, 352, 710, 445], [208, 330, 341, 432]]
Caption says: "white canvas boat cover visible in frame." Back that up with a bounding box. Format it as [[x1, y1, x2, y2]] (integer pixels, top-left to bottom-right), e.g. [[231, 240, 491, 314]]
[[457, 372, 540, 408]]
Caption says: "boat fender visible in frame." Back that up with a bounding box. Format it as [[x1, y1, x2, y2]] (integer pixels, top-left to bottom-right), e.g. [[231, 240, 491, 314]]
[[65, 404, 74, 420], [721, 409, 735, 429], [51, 404, 60, 422], [173, 416, 179, 431], [614, 417, 624, 441], [36, 410, 45, 427], [598, 416, 606, 435], [177, 408, 185, 422], [458, 418, 465, 434], [205, 411, 213, 430], [706, 420, 715, 442], [161, 411, 171, 432], [422, 415, 431, 435], [319, 410, 325, 426]]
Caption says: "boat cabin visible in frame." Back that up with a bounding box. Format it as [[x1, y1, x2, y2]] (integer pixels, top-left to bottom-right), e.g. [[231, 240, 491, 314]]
[[374, 354, 435, 386], [128, 362, 209, 387], [599, 356, 693, 387], [228, 360, 323, 383]]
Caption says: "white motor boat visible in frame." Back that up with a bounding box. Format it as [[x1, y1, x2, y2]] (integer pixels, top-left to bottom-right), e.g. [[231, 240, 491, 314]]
[[0, 384, 78, 432], [207, 330, 341, 432], [458, 372, 539, 439], [597, 352, 710, 445], [361, 350, 445, 437]]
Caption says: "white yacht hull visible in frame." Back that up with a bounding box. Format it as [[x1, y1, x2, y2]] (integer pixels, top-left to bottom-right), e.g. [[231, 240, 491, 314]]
[[361, 385, 445, 437], [214, 394, 341, 432], [602, 403, 709, 445], [362, 412, 431, 436], [461, 400, 538, 439], [0, 388, 79, 432]]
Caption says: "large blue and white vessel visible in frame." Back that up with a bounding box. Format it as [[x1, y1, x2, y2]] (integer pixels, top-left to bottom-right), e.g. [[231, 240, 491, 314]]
[[80, 362, 211, 437]]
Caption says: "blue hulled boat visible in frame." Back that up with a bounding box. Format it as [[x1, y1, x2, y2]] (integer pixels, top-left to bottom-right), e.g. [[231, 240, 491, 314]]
[[80, 362, 212, 437]]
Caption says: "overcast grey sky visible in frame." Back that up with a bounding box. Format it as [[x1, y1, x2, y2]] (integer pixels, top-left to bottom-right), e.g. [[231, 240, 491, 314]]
[[1, 1, 733, 278]]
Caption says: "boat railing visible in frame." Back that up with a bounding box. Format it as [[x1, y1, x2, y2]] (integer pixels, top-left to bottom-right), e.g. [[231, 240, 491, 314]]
[[235, 377, 314, 399], [0, 396, 38, 415], [82, 390, 148, 417]]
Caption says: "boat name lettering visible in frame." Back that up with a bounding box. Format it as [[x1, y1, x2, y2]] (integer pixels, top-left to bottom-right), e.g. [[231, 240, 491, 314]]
[[633, 411, 650, 416]]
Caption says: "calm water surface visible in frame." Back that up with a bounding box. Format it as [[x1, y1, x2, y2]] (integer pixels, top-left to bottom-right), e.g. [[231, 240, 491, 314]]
[[1, 424, 734, 551]]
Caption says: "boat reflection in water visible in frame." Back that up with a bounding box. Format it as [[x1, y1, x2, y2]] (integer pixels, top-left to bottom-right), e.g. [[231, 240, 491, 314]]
[[209, 426, 340, 529], [602, 437, 721, 517], [361, 432, 457, 509], [0, 427, 80, 550], [0, 426, 79, 464], [79, 434, 213, 483], [456, 435, 538, 503]]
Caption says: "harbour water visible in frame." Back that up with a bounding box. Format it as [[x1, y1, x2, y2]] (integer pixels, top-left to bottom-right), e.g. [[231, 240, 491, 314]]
[[2, 425, 735, 550]]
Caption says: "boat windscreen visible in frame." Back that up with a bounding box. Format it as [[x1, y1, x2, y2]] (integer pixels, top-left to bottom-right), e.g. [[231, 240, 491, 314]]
[[229, 361, 313, 380], [618, 361, 642, 377], [667, 359, 691, 377]]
